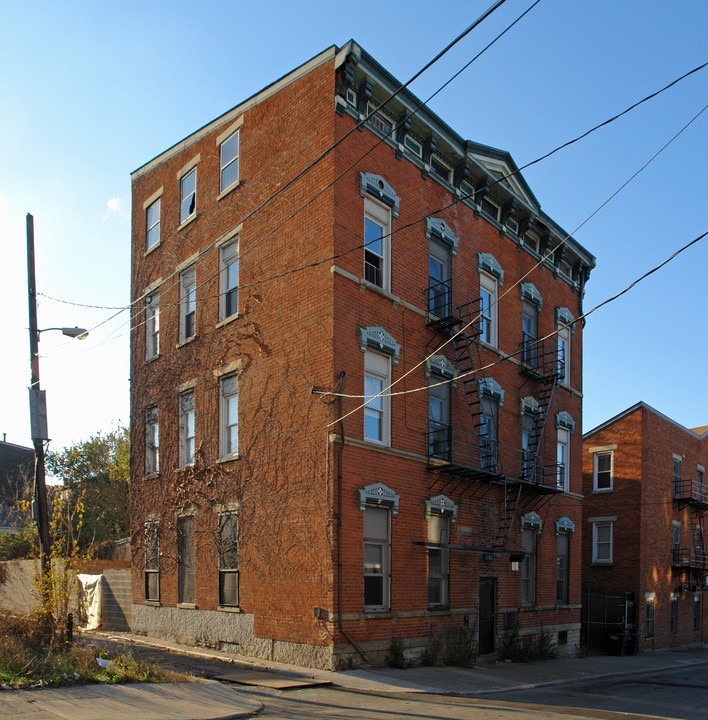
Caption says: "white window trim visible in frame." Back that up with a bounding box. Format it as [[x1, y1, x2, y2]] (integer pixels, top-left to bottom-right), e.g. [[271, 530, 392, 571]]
[[146, 197, 161, 251], [593, 450, 613, 492], [363, 505, 391, 611], [179, 267, 197, 342], [219, 239, 239, 321], [479, 271, 498, 347], [219, 129, 240, 195], [219, 374, 238, 460], [592, 521, 613, 564], [556, 426, 570, 492], [557, 324, 570, 385], [363, 197, 392, 292], [145, 405, 159, 475], [145, 292, 160, 360], [363, 350, 391, 446], [179, 390, 195, 467]]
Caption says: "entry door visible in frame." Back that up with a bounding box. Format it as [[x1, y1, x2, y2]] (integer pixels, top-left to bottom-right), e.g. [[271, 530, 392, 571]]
[[479, 577, 496, 654]]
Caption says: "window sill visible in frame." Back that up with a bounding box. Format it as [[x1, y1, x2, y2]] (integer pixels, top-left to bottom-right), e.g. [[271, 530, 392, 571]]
[[217, 453, 239, 464], [144, 600, 160, 606], [176, 336, 197, 349], [217, 605, 241, 613], [178, 213, 198, 231], [363, 609, 392, 617], [178, 463, 195, 471], [177, 603, 196, 610], [145, 241, 161, 256], [592, 561, 613, 566], [592, 488, 614, 494], [145, 353, 161, 364], [216, 314, 240, 330], [217, 180, 242, 202], [144, 472, 160, 480]]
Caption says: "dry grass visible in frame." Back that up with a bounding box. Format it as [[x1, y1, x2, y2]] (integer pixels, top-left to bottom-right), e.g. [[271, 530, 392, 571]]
[[0, 612, 174, 689]]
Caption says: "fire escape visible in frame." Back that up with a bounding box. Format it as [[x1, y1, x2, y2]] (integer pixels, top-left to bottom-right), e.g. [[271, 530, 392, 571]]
[[671, 472, 708, 592], [426, 279, 563, 552]]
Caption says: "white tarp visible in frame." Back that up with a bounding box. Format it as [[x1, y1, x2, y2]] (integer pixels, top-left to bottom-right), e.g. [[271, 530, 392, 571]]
[[77, 573, 103, 629]]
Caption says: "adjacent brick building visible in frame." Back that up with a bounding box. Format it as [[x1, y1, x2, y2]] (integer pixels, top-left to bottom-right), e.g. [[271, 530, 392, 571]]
[[582, 403, 708, 653], [130, 41, 595, 669]]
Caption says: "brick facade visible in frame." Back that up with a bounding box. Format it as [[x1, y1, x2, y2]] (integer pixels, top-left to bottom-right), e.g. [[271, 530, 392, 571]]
[[582, 403, 708, 653], [130, 41, 595, 669]]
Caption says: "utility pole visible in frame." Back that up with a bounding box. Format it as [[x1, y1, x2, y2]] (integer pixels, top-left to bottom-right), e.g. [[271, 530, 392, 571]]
[[26, 213, 52, 574]]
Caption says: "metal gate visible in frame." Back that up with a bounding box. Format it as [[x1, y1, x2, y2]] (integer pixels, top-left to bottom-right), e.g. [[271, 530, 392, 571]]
[[581, 588, 636, 655]]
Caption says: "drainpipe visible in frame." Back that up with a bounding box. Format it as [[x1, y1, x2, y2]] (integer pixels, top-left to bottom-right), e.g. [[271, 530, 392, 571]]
[[334, 371, 370, 665]]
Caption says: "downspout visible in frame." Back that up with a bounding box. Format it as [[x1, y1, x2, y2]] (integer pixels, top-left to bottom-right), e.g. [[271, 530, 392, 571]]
[[334, 371, 371, 665]]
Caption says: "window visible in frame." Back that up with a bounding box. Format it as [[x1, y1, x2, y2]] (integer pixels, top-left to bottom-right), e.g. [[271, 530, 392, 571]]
[[428, 513, 449, 608], [428, 239, 451, 317], [479, 395, 499, 473], [670, 595, 679, 636], [673, 456, 682, 497], [521, 409, 537, 483], [364, 506, 390, 610], [364, 198, 391, 290], [145, 293, 160, 359], [593, 451, 613, 492], [220, 130, 240, 193], [146, 199, 160, 249], [556, 531, 570, 604], [145, 405, 159, 475], [144, 522, 160, 602], [479, 272, 498, 346], [180, 267, 196, 341], [428, 378, 450, 460], [220, 241, 239, 320], [557, 325, 570, 384], [364, 351, 390, 445], [556, 427, 570, 491], [592, 522, 613, 564], [430, 154, 452, 183], [522, 300, 538, 367], [179, 390, 195, 466], [180, 167, 197, 223], [404, 134, 422, 158], [645, 597, 655, 639], [177, 515, 195, 604], [219, 374, 238, 458], [218, 513, 239, 607], [366, 102, 393, 135], [672, 521, 681, 564], [521, 528, 536, 605], [698, 467, 705, 502], [480, 196, 500, 221]]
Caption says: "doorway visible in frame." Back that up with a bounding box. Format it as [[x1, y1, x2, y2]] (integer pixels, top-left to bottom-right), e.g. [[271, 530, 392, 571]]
[[479, 577, 496, 654]]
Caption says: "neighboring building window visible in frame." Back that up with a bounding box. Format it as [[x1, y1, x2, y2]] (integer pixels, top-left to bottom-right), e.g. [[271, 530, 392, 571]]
[[673, 456, 682, 497], [557, 325, 570, 384], [180, 267, 196, 341], [521, 299, 538, 367], [592, 522, 613, 564], [179, 390, 195, 466], [672, 521, 681, 565], [428, 377, 450, 460], [364, 506, 390, 610], [177, 515, 195, 604], [145, 405, 159, 475], [697, 467, 705, 502], [521, 528, 536, 606], [670, 595, 679, 636], [144, 522, 160, 602], [645, 597, 655, 639], [694, 593, 701, 632], [145, 293, 160, 359], [146, 199, 160, 249], [220, 130, 240, 193], [480, 395, 499, 473], [218, 512, 239, 607], [479, 272, 498, 346], [180, 167, 197, 223], [593, 451, 613, 492], [521, 408, 537, 483], [556, 531, 570, 604], [428, 513, 450, 609], [219, 374, 238, 458], [363, 198, 391, 290], [364, 351, 390, 445], [428, 239, 451, 317], [556, 427, 570, 491], [220, 240, 239, 320]]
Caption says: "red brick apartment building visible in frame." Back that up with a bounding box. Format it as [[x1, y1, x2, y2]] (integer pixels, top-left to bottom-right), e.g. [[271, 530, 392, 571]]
[[582, 403, 708, 653], [129, 41, 595, 669]]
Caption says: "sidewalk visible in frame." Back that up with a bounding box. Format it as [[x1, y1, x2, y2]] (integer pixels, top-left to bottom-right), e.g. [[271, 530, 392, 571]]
[[1, 630, 707, 719]]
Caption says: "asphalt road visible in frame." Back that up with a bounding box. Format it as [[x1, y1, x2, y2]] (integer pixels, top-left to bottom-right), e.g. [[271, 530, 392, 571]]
[[484, 666, 708, 720]]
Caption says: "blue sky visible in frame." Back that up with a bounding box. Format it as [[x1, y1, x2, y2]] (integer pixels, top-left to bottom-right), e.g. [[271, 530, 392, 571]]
[[1, 0, 706, 452]]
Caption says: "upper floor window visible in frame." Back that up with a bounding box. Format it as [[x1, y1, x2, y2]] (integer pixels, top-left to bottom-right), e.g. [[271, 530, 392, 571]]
[[220, 131, 240, 193], [220, 240, 239, 320], [428, 375, 450, 461], [145, 405, 159, 475], [180, 267, 196, 341], [593, 451, 613, 492], [556, 426, 570, 491], [145, 293, 160, 360], [364, 350, 390, 445], [480, 196, 501, 222], [479, 272, 498, 346], [364, 198, 390, 290], [146, 199, 161, 249], [219, 374, 238, 458], [179, 390, 195, 467], [430, 154, 452, 183], [673, 455, 682, 497], [180, 167, 197, 223], [557, 326, 570, 384]]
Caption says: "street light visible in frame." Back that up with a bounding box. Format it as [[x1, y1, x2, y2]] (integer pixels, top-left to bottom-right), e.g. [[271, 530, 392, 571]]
[[26, 213, 88, 574]]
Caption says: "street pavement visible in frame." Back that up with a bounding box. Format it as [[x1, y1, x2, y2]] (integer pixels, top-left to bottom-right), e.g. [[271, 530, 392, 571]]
[[1, 630, 707, 719]]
